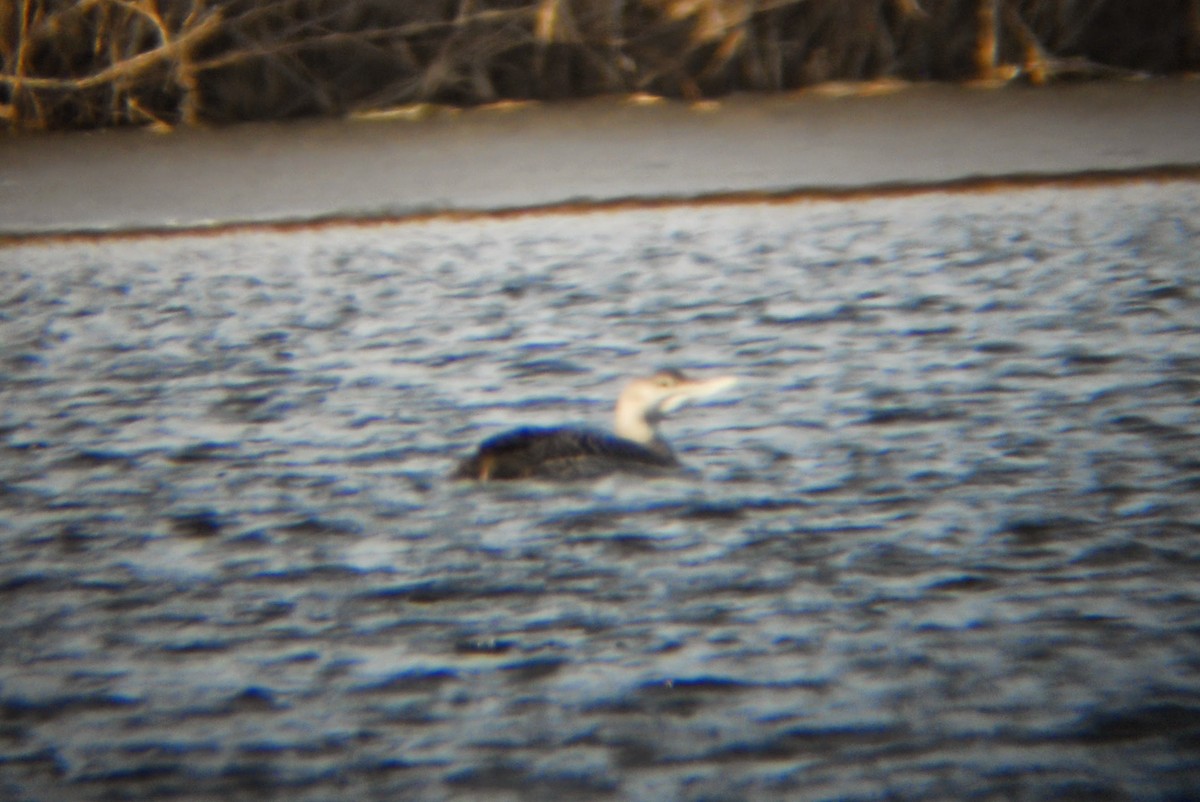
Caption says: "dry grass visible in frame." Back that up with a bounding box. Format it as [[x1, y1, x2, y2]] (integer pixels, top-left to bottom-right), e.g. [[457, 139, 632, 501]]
[[2, 0, 1198, 131]]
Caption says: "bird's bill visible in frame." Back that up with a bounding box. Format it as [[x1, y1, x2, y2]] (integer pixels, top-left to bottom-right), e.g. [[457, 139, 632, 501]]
[[661, 374, 738, 412]]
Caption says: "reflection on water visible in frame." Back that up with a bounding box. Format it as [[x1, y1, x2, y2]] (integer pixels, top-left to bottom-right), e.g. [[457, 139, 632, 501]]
[[1, 183, 1199, 800]]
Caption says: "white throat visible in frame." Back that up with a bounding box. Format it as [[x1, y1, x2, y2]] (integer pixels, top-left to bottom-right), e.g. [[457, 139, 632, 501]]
[[614, 398, 660, 445]]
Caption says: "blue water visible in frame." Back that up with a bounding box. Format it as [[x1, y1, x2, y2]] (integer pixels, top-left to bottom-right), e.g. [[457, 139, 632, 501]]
[[1, 183, 1199, 801]]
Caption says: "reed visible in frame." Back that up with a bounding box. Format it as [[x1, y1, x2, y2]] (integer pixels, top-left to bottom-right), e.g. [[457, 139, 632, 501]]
[[2, 0, 1197, 131]]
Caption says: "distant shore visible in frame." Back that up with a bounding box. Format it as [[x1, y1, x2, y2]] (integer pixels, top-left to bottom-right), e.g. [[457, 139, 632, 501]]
[[4, 0, 1198, 132], [2, 80, 1200, 240]]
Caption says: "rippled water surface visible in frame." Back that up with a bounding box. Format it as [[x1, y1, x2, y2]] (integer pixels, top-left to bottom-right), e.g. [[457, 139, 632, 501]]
[[2, 183, 1200, 801]]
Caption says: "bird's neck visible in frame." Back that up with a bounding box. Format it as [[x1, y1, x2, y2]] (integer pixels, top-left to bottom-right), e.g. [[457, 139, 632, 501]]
[[614, 402, 670, 454]]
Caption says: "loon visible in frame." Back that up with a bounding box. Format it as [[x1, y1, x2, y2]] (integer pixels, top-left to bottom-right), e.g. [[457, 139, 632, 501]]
[[453, 369, 738, 481]]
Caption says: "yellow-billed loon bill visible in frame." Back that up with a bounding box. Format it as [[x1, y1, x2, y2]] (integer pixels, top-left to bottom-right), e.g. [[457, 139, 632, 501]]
[[453, 369, 737, 481]]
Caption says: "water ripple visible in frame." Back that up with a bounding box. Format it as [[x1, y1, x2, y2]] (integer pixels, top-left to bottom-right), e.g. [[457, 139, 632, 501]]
[[2, 183, 1199, 800]]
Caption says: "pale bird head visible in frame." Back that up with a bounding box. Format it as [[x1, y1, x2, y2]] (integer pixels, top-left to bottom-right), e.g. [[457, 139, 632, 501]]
[[614, 369, 738, 444]]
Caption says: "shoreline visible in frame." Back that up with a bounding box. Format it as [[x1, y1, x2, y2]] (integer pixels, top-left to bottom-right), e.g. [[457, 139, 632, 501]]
[[2, 80, 1200, 239], [4, 165, 1199, 246]]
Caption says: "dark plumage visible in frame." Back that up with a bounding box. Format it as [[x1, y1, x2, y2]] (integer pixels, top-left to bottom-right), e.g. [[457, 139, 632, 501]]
[[452, 426, 678, 481], [453, 370, 737, 482]]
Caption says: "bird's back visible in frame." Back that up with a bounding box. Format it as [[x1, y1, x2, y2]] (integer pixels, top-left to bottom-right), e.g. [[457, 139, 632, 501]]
[[453, 426, 679, 481]]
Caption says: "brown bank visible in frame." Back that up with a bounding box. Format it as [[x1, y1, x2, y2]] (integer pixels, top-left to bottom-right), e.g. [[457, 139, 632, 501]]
[[2, 79, 1200, 239]]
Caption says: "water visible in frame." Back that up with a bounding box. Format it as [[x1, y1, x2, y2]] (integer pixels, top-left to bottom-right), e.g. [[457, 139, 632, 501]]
[[1, 182, 1199, 801]]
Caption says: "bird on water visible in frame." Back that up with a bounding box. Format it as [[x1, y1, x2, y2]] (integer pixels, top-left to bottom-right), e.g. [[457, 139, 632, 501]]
[[453, 369, 738, 481]]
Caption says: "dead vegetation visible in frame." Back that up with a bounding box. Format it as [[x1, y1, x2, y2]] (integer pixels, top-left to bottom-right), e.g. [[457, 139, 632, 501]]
[[2, 0, 1198, 130]]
